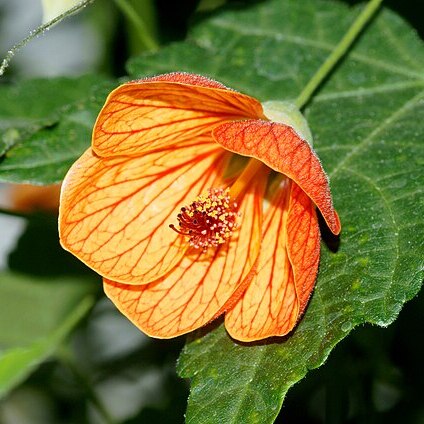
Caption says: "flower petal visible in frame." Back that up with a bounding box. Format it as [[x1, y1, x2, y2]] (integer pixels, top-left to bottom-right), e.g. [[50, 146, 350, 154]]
[[93, 75, 264, 157], [59, 139, 228, 284], [225, 179, 320, 341], [287, 182, 321, 316], [144, 72, 230, 89], [103, 174, 266, 338], [213, 120, 341, 235]]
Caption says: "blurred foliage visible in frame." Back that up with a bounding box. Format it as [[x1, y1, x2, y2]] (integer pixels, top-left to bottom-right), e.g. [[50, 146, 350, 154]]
[[0, 0, 423, 423]]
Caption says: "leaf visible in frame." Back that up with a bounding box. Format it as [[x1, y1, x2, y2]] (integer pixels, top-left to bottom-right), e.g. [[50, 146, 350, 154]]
[[127, 0, 424, 422], [0, 75, 114, 184], [0, 273, 97, 398]]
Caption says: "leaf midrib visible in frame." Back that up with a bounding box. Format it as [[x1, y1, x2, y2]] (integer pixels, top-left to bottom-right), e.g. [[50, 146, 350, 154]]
[[329, 89, 424, 178], [188, 342, 274, 424]]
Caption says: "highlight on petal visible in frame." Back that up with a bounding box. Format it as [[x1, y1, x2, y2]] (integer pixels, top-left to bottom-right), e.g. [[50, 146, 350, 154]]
[[213, 120, 341, 235], [103, 174, 267, 338], [225, 178, 320, 341], [59, 139, 228, 284], [93, 75, 264, 158]]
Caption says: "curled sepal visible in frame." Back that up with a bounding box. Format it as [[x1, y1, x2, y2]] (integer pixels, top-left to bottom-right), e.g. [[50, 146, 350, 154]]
[[213, 120, 341, 235]]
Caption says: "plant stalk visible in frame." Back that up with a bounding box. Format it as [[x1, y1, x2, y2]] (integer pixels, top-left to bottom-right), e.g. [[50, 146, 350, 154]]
[[0, 0, 96, 77], [295, 0, 384, 109], [113, 0, 159, 52]]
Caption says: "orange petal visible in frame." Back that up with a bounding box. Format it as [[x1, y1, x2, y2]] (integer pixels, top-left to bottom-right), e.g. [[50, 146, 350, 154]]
[[103, 174, 267, 338], [59, 139, 228, 284], [213, 120, 341, 235], [93, 77, 264, 158], [286, 183, 321, 316], [225, 179, 320, 341]]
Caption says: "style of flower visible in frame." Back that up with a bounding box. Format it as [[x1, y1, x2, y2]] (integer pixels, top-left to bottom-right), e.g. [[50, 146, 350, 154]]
[[59, 72, 341, 342]]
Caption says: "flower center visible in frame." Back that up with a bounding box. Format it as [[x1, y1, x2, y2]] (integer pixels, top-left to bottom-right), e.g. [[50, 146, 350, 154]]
[[169, 188, 239, 250]]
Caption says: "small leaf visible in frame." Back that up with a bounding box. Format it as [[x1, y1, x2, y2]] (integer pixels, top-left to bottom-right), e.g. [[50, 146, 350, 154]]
[[0, 273, 97, 398], [0, 76, 114, 184]]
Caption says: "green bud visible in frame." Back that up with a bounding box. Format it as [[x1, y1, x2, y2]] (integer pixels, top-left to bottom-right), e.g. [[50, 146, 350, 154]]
[[262, 100, 313, 146]]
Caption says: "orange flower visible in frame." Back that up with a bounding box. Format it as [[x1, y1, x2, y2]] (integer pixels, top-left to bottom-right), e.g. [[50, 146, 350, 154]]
[[59, 72, 341, 342]]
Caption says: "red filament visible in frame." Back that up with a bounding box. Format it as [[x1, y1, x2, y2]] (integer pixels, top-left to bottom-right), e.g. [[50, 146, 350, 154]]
[[170, 188, 239, 250]]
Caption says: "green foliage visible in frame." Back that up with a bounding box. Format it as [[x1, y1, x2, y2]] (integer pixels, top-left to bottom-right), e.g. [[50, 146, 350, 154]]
[[128, 1, 424, 422], [0, 76, 113, 184], [0, 0, 423, 422], [0, 273, 96, 398]]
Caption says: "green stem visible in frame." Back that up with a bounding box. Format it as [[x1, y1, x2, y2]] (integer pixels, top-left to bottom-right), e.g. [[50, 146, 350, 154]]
[[113, 0, 159, 52], [295, 0, 384, 109], [58, 347, 117, 424], [0, 0, 96, 77]]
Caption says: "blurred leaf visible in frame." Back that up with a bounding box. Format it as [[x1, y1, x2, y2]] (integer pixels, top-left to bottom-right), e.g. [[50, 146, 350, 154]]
[[0, 76, 114, 184], [127, 0, 424, 422], [0, 273, 97, 398], [7, 214, 91, 276], [0, 76, 95, 154]]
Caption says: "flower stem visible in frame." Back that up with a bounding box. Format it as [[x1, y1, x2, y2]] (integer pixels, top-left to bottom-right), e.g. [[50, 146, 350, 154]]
[[0, 0, 95, 77], [113, 0, 159, 52], [295, 0, 384, 110]]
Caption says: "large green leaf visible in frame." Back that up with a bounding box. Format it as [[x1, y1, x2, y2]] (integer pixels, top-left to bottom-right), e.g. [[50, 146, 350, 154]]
[[0, 273, 97, 398], [127, 1, 424, 422]]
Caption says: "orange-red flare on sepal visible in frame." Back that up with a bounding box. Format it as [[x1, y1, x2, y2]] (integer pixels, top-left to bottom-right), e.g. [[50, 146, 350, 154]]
[[59, 72, 341, 342]]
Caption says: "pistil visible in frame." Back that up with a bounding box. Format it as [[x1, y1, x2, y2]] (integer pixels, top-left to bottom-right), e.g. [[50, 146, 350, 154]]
[[169, 188, 239, 250], [170, 158, 267, 249]]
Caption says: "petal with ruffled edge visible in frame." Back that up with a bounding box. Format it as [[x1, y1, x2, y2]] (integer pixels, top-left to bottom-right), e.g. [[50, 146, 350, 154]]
[[59, 139, 228, 284], [93, 73, 264, 157], [225, 178, 320, 341], [103, 174, 266, 338], [213, 120, 341, 235]]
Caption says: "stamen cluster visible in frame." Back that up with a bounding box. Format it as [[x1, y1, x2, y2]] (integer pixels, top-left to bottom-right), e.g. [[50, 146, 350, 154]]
[[170, 188, 239, 250]]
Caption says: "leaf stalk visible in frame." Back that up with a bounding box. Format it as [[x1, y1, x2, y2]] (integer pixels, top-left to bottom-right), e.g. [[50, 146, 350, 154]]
[[295, 0, 384, 109], [0, 0, 96, 77], [113, 0, 160, 52]]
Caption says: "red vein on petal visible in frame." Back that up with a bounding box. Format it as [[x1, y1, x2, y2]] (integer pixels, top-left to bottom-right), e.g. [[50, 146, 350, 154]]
[[60, 143, 229, 284], [225, 178, 301, 341], [93, 83, 264, 157], [103, 175, 265, 338], [213, 120, 341, 235]]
